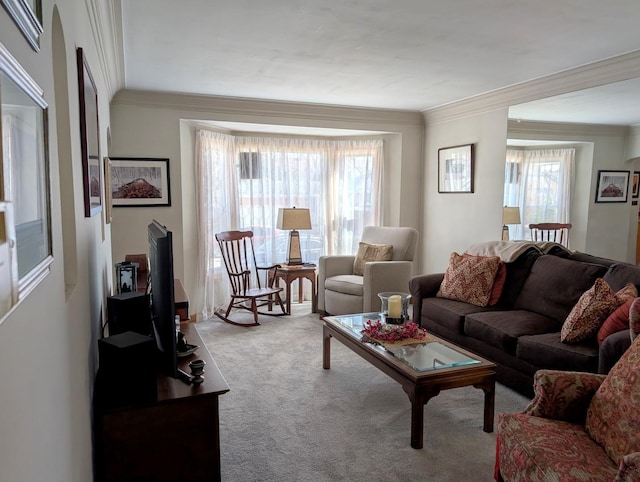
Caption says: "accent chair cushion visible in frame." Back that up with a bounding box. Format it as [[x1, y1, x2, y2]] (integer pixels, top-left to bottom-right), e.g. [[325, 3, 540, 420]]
[[436, 252, 500, 307], [561, 279, 620, 344], [352, 242, 393, 276], [586, 335, 640, 465]]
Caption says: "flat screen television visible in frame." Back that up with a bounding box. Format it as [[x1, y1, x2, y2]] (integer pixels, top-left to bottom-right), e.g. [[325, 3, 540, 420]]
[[147, 220, 184, 381]]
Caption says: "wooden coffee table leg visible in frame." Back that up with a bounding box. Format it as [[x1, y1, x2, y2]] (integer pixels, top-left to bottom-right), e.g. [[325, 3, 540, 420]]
[[475, 376, 496, 433], [323, 326, 331, 369], [406, 387, 440, 449]]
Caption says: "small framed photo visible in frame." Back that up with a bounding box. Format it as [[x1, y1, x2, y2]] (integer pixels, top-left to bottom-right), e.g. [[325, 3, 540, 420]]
[[110, 157, 171, 207], [595, 170, 630, 203], [633, 171, 640, 199], [438, 144, 474, 193]]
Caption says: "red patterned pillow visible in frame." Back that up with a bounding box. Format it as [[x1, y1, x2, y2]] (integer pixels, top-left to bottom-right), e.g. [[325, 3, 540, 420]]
[[629, 297, 640, 341], [586, 335, 640, 464], [597, 299, 634, 345], [616, 283, 638, 304], [436, 252, 500, 307], [561, 278, 620, 344]]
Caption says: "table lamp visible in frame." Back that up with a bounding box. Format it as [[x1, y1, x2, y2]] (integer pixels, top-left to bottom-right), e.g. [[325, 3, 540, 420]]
[[276, 207, 312, 265], [502, 206, 521, 241]]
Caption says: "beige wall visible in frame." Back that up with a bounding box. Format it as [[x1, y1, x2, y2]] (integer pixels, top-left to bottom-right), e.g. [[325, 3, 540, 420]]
[[421, 108, 510, 273], [0, 1, 117, 481], [109, 91, 424, 315]]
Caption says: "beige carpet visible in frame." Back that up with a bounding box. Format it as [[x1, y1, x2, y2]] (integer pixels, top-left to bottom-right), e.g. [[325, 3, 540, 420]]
[[195, 303, 530, 482]]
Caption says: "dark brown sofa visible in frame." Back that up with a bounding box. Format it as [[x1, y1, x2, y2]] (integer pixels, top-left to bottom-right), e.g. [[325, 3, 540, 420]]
[[409, 247, 640, 397]]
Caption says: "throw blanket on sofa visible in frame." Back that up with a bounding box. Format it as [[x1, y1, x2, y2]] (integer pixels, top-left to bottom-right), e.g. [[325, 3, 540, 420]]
[[465, 240, 572, 262]]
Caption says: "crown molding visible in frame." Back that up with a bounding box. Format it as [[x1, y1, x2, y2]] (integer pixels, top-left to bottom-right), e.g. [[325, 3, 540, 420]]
[[507, 119, 628, 139], [111, 89, 425, 129], [84, 0, 125, 99], [424, 49, 640, 125]]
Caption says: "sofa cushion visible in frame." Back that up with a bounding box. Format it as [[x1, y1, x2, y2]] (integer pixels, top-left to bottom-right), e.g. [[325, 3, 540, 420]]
[[324, 274, 363, 296], [561, 278, 620, 344], [597, 298, 634, 345], [586, 335, 640, 465], [421, 297, 500, 334], [497, 414, 618, 482], [497, 248, 541, 307], [515, 255, 608, 322], [437, 252, 500, 307], [352, 242, 393, 276], [603, 262, 640, 292], [517, 332, 599, 372], [464, 310, 559, 354]]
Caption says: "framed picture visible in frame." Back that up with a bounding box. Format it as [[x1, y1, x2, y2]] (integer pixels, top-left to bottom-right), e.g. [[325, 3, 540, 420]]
[[595, 170, 630, 203], [438, 144, 474, 193], [77, 47, 102, 217], [1, 0, 43, 51], [110, 157, 171, 207], [633, 171, 640, 199], [0, 41, 53, 318], [103, 157, 112, 223]]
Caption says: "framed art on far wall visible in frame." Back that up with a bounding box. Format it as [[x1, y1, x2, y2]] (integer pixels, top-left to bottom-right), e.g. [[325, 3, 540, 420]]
[[77, 47, 102, 217], [438, 143, 474, 193], [633, 171, 640, 199], [110, 157, 171, 207], [595, 170, 630, 203]]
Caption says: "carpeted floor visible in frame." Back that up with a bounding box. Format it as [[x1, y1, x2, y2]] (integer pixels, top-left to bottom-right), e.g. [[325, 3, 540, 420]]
[[195, 303, 530, 482]]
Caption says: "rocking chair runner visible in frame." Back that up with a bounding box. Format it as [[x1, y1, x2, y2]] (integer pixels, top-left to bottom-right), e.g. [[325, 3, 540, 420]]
[[215, 230, 287, 326]]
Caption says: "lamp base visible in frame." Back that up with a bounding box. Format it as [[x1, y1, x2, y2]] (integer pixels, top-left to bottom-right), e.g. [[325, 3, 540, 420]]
[[502, 225, 510, 241], [286, 230, 303, 265]]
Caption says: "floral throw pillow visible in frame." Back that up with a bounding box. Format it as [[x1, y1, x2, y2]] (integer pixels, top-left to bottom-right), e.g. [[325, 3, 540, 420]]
[[616, 282, 638, 304], [561, 278, 620, 344], [436, 252, 500, 307]]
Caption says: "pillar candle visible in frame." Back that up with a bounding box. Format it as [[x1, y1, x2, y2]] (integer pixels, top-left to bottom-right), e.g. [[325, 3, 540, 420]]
[[388, 295, 402, 318]]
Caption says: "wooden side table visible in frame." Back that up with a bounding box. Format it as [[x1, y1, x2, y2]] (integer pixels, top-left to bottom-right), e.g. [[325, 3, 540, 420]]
[[272, 265, 317, 314]]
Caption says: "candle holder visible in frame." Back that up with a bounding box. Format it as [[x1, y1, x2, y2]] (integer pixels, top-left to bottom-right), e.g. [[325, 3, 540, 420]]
[[378, 292, 411, 324]]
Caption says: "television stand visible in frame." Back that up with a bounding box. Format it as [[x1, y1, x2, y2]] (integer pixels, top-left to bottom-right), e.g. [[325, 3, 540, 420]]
[[93, 323, 230, 482]]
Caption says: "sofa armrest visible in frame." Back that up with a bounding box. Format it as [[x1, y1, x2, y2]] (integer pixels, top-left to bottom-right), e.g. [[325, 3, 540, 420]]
[[523, 369, 606, 423], [409, 273, 445, 326], [617, 452, 640, 482], [318, 255, 356, 312], [362, 261, 412, 313]]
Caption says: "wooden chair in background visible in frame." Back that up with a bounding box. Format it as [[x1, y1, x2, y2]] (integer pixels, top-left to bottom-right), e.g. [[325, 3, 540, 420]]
[[529, 223, 572, 248], [215, 230, 287, 326]]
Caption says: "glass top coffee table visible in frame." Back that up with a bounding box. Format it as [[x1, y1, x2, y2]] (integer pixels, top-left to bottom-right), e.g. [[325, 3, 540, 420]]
[[323, 312, 496, 449]]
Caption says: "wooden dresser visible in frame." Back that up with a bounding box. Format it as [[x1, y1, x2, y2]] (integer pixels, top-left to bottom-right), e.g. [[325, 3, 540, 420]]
[[93, 323, 229, 482]]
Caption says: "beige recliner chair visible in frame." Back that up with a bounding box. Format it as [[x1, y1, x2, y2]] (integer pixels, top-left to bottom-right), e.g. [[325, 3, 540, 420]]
[[318, 226, 419, 317]]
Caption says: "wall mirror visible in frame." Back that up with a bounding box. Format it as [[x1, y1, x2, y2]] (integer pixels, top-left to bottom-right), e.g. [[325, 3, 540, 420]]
[[505, 77, 640, 256], [0, 42, 52, 319]]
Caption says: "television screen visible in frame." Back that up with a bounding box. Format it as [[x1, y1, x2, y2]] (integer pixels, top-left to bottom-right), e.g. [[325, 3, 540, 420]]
[[148, 220, 177, 378]]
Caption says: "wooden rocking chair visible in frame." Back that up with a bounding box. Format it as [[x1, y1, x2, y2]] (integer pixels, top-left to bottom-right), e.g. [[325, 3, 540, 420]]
[[215, 230, 287, 326]]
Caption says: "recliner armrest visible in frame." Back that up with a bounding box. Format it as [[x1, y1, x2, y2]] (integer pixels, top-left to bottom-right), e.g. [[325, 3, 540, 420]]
[[317, 255, 357, 312], [523, 369, 606, 423]]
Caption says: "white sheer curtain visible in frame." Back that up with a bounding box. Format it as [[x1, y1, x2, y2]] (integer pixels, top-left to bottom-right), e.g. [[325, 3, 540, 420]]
[[195, 130, 237, 319], [504, 147, 575, 240], [195, 130, 383, 318]]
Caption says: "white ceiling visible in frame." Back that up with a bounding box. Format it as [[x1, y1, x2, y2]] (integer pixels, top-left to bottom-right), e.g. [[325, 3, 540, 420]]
[[121, 0, 640, 124]]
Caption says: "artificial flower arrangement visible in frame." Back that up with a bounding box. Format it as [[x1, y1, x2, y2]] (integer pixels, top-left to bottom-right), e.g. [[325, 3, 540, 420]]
[[361, 319, 430, 346]]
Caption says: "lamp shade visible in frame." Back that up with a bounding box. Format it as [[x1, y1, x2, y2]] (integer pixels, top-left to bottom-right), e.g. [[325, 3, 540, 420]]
[[502, 206, 521, 225], [276, 207, 311, 230]]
